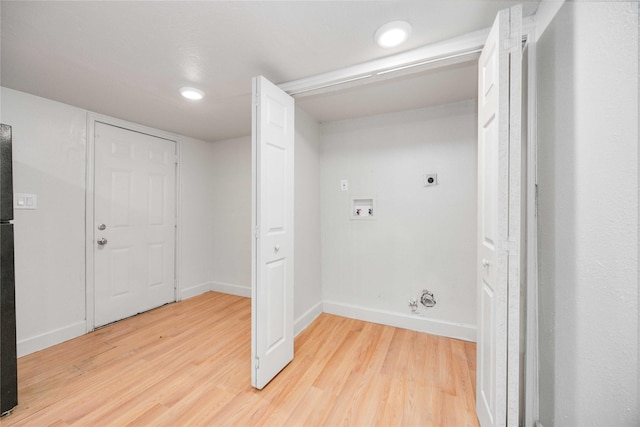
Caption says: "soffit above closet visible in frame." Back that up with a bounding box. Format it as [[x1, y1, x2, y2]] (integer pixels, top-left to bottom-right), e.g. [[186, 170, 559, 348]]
[[297, 60, 478, 124], [0, 1, 540, 142]]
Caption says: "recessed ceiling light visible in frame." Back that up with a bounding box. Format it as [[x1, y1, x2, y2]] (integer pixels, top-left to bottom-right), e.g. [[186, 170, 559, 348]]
[[179, 87, 205, 100], [375, 20, 412, 48]]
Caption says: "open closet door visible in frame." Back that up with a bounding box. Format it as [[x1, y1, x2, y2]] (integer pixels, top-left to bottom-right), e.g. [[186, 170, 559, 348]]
[[251, 75, 295, 390], [476, 5, 522, 427]]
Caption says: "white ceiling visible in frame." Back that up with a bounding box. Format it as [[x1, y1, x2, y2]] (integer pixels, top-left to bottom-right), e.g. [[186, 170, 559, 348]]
[[0, 1, 539, 142]]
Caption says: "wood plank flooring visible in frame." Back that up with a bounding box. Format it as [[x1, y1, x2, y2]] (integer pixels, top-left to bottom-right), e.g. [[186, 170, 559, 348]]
[[2, 292, 478, 426]]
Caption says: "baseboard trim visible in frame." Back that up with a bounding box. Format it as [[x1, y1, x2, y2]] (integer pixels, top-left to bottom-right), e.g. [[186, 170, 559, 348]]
[[17, 296, 473, 357], [17, 320, 87, 357], [294, 301, 323, 337], [211, 281, 251, 298], [323, 300, 476, 342], [179, 281, 213, 300]]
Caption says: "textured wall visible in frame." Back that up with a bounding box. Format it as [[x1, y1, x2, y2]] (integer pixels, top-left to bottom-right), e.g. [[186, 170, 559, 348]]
[[536, 2, 639, 425]]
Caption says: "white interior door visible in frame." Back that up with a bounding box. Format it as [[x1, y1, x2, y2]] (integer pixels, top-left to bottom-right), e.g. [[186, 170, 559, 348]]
[[94, 122, 177, 327], [251, 75, 295, 389], [476, 5, 522, 427]]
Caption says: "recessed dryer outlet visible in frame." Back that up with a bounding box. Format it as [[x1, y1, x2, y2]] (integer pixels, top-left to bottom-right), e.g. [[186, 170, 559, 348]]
[[351, 197, 375, 220], [423, 174, 438, 187]]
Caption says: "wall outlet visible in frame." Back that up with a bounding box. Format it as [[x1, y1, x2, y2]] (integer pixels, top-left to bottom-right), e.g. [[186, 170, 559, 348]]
[[423, 173, 438, 187]]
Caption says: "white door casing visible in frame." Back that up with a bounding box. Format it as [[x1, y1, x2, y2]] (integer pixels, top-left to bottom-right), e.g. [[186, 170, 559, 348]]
[[251, 76, 295, 389], [94, 122, 177, 327], [476, 5, 522, 427]]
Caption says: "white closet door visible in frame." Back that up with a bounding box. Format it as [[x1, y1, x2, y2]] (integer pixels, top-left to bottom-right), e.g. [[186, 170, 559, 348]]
[[476, 5, 522, 427], [251, 76, 295, 389]]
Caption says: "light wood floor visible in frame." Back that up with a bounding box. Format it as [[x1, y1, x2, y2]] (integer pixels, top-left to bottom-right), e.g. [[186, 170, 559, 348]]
[[2, 292, 478, 426]]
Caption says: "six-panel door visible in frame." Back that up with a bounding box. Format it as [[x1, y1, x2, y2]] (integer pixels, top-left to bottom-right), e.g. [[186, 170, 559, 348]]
[[94, 122, 176, 327], [252, 76, 295, 390]]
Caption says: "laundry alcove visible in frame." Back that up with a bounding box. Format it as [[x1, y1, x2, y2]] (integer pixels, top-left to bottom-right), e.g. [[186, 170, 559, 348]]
[[214, 10, 529, 415], [210, 48, 484, 342], [295, 61, 480, 340]]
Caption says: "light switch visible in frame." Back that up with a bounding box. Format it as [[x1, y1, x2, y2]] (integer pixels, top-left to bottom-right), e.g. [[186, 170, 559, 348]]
[[340, 179, 348, 191], [15, 193, 38, 210]]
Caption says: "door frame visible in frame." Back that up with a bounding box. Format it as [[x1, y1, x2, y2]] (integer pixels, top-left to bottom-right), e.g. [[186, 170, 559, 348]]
[[84, 113, 182, 331], [278, 18, 540, 422], [523, 24, 539, 427]]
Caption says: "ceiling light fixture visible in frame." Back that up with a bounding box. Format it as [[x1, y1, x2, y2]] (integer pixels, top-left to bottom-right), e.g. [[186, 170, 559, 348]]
[[179, 87, 205, 100], [375, 21, 412, 48]]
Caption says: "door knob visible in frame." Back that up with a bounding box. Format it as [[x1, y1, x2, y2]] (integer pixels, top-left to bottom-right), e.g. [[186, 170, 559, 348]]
[[97, 238, 108, 246], [98, 223, 106, 231], [482, 258, 490, 267]]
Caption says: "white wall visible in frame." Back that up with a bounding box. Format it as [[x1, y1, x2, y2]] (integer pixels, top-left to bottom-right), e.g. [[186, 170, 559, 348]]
[[1, 87, 215, 355], [1, 87, 87, 354], [179, 135, 216, 299], [536, 2, 639, 425], [208, 136, 253, 297], [319, 100, 478, 341], [293, 107, 322, 333]]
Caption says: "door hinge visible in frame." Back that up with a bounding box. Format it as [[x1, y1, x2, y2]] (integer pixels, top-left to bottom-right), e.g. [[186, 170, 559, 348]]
[[255, 357, 260, 369], [503, 37, 521, 53], [254, 226, 260, 239], [503, 239, 521, 257]]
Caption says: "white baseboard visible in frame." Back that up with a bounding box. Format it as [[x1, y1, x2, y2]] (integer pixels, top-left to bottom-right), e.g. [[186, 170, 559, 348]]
[[180, 281, 252, 300], [211, 281, 251, 298], [179, 281, 213, 300], [17, 320, 87, 357], [294, 301, 323, 337], [16, 297, 472, 359], [322, 300, 476, 342]]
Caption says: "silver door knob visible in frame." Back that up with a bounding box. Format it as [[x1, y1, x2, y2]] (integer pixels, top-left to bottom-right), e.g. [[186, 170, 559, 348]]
[[97, 238, 108, 246], [98, 224, 106, 231], [482, 258, 490, 267]]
